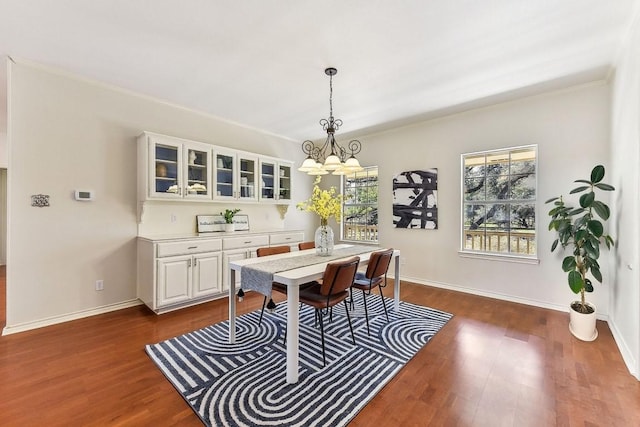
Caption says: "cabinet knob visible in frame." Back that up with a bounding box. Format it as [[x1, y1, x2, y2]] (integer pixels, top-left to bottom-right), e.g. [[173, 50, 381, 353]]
[[188, 246, 198, 249], [244, 241, 252, 244]]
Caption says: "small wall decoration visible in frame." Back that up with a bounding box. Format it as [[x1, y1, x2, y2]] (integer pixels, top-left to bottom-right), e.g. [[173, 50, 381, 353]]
[[392, 169, 438, 229], [31, 194, 50, 207]]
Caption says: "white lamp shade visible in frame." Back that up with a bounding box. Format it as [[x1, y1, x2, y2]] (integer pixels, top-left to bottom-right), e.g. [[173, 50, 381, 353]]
[[308, 167, 328, 175], [298, 157, 317, 172], [344, 156, 364, 172], [323, 154, 342, 170], [332, 166, 348, 175]]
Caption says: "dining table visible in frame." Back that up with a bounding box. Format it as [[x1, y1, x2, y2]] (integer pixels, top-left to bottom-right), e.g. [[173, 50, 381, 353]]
[[228, 243, 401, 384]]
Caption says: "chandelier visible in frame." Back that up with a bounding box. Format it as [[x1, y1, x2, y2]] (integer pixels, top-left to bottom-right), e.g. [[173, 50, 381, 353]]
[[298, 67, 363, 175]]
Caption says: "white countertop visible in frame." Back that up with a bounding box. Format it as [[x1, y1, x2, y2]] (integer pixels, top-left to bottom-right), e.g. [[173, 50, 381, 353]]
[[137, 228, 304, 242]]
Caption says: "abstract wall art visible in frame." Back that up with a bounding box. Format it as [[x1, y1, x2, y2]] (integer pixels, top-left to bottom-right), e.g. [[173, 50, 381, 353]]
[[392, 169, 438, 229]]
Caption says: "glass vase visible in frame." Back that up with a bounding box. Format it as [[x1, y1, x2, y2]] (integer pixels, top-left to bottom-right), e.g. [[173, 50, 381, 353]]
[[315, 223, 334, 256]]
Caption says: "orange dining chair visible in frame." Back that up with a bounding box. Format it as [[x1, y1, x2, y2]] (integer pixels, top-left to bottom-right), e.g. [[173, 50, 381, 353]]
[[298, 241, 315, 251], [298, 256, 360, 366], [351, 248, 394, 336]]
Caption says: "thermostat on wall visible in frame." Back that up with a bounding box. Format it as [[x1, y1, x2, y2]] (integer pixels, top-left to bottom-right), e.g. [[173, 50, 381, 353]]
[[74, 190, 94, 201]]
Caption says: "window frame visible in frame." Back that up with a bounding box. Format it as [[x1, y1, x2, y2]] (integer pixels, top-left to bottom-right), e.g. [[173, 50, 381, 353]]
[[460, 145, 539, 263], [341, 166, 379, 244]]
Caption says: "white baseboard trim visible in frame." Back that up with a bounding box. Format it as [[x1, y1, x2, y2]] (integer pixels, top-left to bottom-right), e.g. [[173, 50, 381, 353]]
[[397, 274, 610, 321], [607, 318, 639, 380], [2, 299, 143, 336]]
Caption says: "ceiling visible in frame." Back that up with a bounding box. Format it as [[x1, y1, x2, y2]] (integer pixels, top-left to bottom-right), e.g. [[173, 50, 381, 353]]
[[0, 1, 638, 142]]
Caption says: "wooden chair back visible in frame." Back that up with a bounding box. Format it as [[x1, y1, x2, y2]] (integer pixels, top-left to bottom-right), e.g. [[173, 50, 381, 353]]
[[364, 248, 394, 280], [320, 256, 360, 296], [256, 245, 291, 257], [298, 241, 315, 251]]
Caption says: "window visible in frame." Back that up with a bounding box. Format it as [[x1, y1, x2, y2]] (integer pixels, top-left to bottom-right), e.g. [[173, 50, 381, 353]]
[[342, 166, 378, 243], [462, 146, 537, 257]]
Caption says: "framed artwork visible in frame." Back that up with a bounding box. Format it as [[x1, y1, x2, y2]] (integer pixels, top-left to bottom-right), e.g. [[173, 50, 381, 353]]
[[392, 169, 438, 229]]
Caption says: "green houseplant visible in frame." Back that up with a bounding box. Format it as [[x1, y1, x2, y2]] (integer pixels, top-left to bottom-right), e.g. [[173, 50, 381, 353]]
[[546, 164, 614, 340], [220, 208, 241, 231]]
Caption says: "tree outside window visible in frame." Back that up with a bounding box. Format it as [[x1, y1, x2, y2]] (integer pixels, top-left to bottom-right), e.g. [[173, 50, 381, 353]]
[[342, 166, 378, 243], [462, 146, 537, 256]]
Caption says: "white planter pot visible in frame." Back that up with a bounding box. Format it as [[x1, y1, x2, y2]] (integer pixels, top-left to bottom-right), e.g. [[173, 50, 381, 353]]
[[569, 301, 598, 341], [224, 223, 235, 232]]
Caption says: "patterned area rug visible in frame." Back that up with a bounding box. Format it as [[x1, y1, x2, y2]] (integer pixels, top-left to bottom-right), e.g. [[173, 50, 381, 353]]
[[146, 295, 452, 426]]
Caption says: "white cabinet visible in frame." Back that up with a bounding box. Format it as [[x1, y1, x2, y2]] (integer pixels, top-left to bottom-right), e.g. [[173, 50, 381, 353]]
[[138, 132, 213, 200], [137, 230, 304, 314], [137, 237, 223, 313], [214, 148, 259, 202], [259, 159, 293, 202]]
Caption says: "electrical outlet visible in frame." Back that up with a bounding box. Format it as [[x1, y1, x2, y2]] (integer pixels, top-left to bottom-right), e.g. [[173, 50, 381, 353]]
[[170, 214, 177, 223], [95, 280, 104, 291]]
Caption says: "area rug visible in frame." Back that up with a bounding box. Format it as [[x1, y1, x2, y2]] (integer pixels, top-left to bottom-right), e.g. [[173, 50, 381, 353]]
[[146, 295, 452, 426]]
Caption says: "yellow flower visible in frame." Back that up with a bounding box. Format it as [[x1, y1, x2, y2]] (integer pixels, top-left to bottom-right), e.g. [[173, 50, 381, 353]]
[[296, 176, 343, 225]]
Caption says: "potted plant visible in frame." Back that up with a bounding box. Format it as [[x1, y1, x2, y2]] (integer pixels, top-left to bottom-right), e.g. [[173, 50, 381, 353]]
[[220, 208, 241, 232], [546, 164, 615, 341], [296, 176, 342, 256]]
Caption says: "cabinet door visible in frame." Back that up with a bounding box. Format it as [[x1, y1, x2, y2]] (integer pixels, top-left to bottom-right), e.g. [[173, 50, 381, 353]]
[[149, 137, 183, 199], [157, 255, 191, 306], [259, 159, 277, 201], [222, 248, 250, 290], [192, 252, 222, 297], [214, 148, 237, 200], [238, 153, 258, 201], [277, 161, 293, 202], [184, 142, 212, 200]]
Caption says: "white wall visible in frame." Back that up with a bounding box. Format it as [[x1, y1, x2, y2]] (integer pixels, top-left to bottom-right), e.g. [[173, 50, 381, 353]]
[[5, 60, 314, 331], [353, 83, 612, 313], [609, 13, 640, 379]]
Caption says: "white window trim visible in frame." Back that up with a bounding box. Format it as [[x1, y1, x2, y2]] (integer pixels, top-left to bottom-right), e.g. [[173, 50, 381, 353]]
[[341, 166, 379, 244], [460, 144, 539, 259]]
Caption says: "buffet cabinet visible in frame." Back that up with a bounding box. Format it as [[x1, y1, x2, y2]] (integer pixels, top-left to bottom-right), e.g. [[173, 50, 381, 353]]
[[137, 230, 304, 313], [137, 131, 294, 205]]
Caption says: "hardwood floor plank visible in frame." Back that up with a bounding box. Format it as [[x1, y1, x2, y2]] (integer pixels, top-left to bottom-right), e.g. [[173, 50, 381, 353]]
[[1, 271, 639, 426]]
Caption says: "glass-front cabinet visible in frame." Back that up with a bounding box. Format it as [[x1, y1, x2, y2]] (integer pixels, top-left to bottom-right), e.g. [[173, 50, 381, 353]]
[[138, 132, 292, 208], [148, 135, 212, 200], [259, 159, 293, 202], [214, 148, 258, 201]]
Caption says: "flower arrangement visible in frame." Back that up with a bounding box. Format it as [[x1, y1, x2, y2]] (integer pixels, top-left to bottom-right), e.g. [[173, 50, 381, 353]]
[[220, 208, 241, 224], [296, 176, 343, 225]]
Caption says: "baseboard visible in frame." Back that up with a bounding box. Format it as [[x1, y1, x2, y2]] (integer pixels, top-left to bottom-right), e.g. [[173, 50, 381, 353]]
[[607, 318, 639, 380], [397, 274, 610, 321], [2, 299, 143, 336]]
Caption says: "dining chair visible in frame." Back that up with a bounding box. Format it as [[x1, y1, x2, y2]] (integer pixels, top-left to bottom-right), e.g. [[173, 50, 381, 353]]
[[351, 248, 394, 336], [298, 241, 315, 251], [298, 256, 360, 366], [256, 245, 291, 326]]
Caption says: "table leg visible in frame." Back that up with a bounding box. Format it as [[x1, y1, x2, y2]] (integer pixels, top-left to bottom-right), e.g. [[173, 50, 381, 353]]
[[286, 284, 300, 384], [229, 269, 236, 344], [394, 254, 400, 312]]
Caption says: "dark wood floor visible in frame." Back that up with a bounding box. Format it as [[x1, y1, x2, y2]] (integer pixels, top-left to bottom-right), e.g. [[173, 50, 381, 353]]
[[0, 266, 638, 426]]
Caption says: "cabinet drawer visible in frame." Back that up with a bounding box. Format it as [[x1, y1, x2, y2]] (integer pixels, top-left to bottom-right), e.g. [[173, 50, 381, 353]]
[[157, 239, 222, 257], [270, 232, 304, 245], [223, 235, 269, 250]]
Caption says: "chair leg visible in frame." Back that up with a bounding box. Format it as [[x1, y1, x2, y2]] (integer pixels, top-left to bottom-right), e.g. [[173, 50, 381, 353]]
[[317, 309, 326, 367], [362, 289, 370, 336], [344, 300, 355, 345], [378, 285, 389, 321], [258, 295, 267, 326]]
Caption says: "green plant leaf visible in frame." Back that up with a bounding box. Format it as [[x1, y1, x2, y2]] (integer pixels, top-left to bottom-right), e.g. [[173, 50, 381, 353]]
[[562, 256, 576, 272], [568, 271, 583, 294], [591, 201, 610, 220], [545, 196, 559, 204], [595, 183, 615, 191], [551, 239, 559, 252], [587, 220, 603, 237], [591, 266, 603, 283], [579, 192, 595, 208], [574, 229, 587, 242], [591, 165, 605, 183], [574, 179, 592, 184], [584, 240, 600, 259], [569, 186, 590, 194], [567, 208, 585, 216]]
